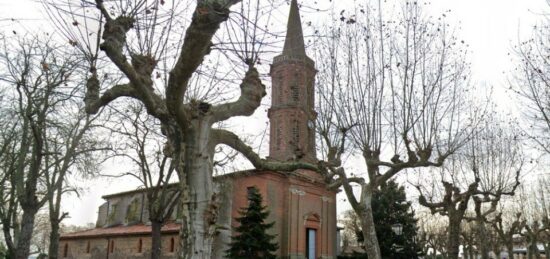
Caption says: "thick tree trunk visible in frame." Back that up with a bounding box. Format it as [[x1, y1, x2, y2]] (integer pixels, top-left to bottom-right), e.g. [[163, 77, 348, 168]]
[[14, 209, 36, 259], [447, 215, 462, 259], [151, 220, 163, 259], [360, 194, 382, 259], [178, 121, 216, 259], [477, 221, 490, 259], [48, 218, 61, 259]]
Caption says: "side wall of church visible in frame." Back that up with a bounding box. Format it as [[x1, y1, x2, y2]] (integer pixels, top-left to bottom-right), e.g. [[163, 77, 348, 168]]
[[96, 193, 148, 227], [96, 190, 179, 228], [59, 234, 179, 259]]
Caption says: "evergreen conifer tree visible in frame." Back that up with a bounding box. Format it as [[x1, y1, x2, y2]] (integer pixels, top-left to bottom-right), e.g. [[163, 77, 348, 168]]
[[369, 180, 420, 258], [341, 180, 421, 259], [226, 186, 278, 259]]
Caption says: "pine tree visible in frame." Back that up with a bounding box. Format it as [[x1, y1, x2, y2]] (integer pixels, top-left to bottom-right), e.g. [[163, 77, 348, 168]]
[[226, 186, 279, 259]]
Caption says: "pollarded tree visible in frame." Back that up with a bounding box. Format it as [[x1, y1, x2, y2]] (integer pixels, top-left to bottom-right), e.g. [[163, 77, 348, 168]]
[[415, 115, 522, 259], [490, 212, 525, 259], [313, 2, 475, 258], [226, 186, 278, 259], [516, 181, 550, 259], [43, 0, 319, 257]]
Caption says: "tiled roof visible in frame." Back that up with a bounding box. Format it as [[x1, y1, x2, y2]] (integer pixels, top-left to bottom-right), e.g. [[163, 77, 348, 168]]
[[60, 222, 180, 240]]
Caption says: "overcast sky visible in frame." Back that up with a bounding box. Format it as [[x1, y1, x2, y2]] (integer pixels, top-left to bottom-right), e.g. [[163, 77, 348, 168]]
[[1, 0, 548, 226]]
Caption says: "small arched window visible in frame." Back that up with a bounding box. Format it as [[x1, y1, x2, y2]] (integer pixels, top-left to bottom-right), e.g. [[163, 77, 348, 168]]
[[138, 238, 143, 253], [86, 241, 90, 254]]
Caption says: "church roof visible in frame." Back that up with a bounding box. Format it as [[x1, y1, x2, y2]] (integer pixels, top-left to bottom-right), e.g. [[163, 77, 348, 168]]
[[60, 222, 180, 240], [282, 0, 306, 57], [101, 183, 179, 199], [101, 169, 324, 200]]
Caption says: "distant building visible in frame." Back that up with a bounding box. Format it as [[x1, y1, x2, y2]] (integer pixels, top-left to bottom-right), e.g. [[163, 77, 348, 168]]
[[58, 1, 337, 258]]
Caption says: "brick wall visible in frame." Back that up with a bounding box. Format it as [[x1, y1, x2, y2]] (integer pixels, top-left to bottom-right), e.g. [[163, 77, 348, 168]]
[[59, 234, 179, 259], [228, 171, 337, 259]]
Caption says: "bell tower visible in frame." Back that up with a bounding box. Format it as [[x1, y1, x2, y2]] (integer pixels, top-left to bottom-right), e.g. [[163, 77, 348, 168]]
[[269, 0, 317, 162]]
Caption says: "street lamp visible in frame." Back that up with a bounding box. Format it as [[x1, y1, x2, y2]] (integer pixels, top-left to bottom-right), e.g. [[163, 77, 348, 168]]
[[392, 223, 403, 236], [391, 223, 404, 254]]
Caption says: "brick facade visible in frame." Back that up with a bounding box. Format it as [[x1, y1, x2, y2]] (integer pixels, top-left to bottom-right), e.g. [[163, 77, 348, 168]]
[[59, 224, 180, 259], [223, 171, 337, 259]]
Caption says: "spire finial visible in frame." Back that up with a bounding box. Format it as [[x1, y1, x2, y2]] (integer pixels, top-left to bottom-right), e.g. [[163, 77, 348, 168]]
[[282, 0, 306, 57]]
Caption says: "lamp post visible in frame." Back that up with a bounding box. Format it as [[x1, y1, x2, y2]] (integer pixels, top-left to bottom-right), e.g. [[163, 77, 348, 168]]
[[391, 223, 404, 255], [392, 223, 403, 236]]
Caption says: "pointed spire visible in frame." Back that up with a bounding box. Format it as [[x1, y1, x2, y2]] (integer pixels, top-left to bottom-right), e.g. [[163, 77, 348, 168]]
[[282, 0, 306, 57]]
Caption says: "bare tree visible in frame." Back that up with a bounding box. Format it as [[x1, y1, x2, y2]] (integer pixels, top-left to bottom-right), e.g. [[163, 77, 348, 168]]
[[490, 208, 525, 259], [417, 212, 449, 258], [0, 34, 105, 259], [43, 1, 320, 257], [339, 209, 363, 248], [415, 116, 522, 259], [109, 103, 180, 259], [522, 220, 548, 259], [516, 181, 550, 259], [0, 99, 20, 259], [43, 110, 107, 259], [312, 2, 473, 258], [460, 221, 478, 259], [512, 12, 550, 155], [0, 35, 76, 259]]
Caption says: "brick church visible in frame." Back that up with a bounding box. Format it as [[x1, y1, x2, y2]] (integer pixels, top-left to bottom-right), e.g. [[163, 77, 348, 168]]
[[58, 1, 337, 258]]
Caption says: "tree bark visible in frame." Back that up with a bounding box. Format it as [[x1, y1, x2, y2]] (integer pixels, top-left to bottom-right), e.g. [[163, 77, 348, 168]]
[[447, 214, 462, 259], [360, 194, 382, 259], [48, 182, 65, 259], [48, 217, 61, 259], [477, 221, 490, 259], [178, 120, 216, 259], [14, 209, 37, 259], [151, 220, 163, 259]]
